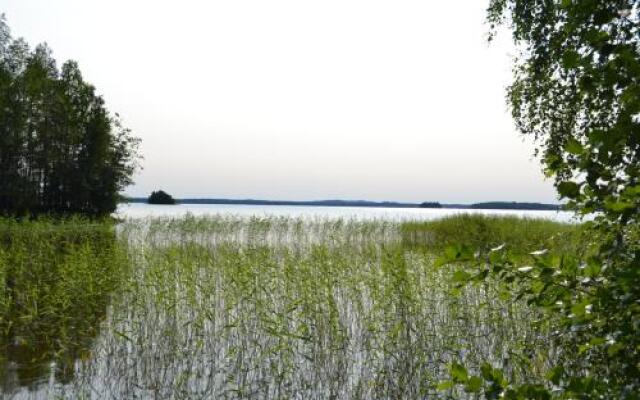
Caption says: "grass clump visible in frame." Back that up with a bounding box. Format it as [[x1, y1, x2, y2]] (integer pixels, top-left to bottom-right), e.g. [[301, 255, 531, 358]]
[[0, 217, 129, 389], [0, 214, 578, 398], [401, 214, 585, 256]]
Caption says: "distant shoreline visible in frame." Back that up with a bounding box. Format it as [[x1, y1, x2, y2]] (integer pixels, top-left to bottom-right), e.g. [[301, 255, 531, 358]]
[[123, 198, 563, 211]]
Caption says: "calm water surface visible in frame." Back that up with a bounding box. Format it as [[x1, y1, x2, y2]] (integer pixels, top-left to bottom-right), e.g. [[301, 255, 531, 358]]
[[117, 203, 576, 222]]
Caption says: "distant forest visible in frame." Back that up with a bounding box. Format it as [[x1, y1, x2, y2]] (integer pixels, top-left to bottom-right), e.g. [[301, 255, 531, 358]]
[[125, 198, 562, 211], [470, 202, 561, 211]]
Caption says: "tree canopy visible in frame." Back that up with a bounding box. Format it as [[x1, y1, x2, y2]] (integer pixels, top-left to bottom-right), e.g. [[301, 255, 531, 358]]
[[147, 190, 176, 205], [0, 16, 140, 217], [487, 0, 639, 227], [439, 1, 640, 398]]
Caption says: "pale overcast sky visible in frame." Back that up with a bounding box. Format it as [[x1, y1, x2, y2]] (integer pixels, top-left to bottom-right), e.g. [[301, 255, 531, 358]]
[[2, 0, 558, 203]]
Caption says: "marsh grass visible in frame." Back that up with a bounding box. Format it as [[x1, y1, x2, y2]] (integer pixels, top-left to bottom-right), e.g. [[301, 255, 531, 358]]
[[401, 214, 586, 256], [0, 218, 129, 391], [1, 214, 575, 398]]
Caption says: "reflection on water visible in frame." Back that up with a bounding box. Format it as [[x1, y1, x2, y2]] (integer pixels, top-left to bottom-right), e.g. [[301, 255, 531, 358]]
[[0, 222, 127, 397], [1, 217, 557, 399]]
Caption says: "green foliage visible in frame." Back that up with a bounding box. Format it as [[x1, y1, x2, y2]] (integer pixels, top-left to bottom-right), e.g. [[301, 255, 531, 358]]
[[1, 216, 557, 397], [148, 190, 177, 205], [437, 233, 640, 398], [486, 0, 640, 227], [0, 16, 141, 217], [401, 214, 584, 256], [437, 1, 640, 398], [438, 362, 549, 399], [0, 217, 129, 386]]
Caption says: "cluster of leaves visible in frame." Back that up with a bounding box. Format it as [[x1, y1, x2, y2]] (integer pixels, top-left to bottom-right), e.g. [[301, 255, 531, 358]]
[[439, 359, 549, 399], [440, 1, 640, 398], [438, 234, 639, 398], [487, 0, 640, 225], [0, 16, 141, 217]]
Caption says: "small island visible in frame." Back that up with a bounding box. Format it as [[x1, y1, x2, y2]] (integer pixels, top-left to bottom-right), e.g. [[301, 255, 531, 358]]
[[148, 190, 177, 205]]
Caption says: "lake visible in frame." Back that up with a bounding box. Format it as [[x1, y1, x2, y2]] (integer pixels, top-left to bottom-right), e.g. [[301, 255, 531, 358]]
[[2, 208, 577, 399], [117, 203, 576, 222], [3, 215, 570, 399]]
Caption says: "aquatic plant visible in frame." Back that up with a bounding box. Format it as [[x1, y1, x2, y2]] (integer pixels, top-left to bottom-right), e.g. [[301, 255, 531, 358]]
[[0, 215, 577, 398]]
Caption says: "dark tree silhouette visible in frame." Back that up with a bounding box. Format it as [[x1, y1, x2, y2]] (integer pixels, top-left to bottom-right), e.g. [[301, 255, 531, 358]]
[[0, 16, 141, 217], [148, 190, 176, 205]]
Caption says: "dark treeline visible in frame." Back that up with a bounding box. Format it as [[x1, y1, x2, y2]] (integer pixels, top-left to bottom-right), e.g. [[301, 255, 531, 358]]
[[470, 202, 561, 211], [132, 198, 420, 208], [125, 197, 562, 211], [0, 16, 139, 217]]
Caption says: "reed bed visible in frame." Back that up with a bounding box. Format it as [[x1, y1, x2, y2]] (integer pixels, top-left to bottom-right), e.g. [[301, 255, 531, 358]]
[[1, 214, 574, 399]]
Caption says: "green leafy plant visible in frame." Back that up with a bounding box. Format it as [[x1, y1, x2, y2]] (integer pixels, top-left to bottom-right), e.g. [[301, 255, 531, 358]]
[[438, 1, 640, 398]]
